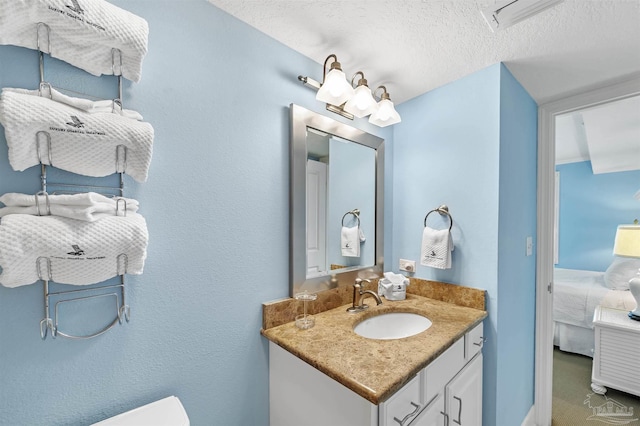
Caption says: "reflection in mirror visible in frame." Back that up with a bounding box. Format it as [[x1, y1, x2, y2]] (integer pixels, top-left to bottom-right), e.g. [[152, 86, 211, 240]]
[[306, 130, 376, 278], [291, 104, 384, 296]]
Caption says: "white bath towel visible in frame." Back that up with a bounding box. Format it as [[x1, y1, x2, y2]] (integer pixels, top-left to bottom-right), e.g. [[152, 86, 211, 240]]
[[0, 213, 148, 288], [0, 87, 154, 182], [0, 192, 139, 221], [341, 226, 360, 257], [420, 226, 454, 269], [0, 0, 149, 82]]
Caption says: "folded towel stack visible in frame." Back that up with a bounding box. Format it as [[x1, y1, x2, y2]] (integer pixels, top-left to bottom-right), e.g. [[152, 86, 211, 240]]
[[0, 213, 148, 288], [0, 192, 138, 221], [341, 226, 361, 257], [420, 226, 454, 269], [0, 87, 154, 182], [0, 0, 149, 82]]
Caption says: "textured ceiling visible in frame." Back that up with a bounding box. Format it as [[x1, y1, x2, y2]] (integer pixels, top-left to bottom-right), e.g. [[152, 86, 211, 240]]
[[209, 0, 640, 105]]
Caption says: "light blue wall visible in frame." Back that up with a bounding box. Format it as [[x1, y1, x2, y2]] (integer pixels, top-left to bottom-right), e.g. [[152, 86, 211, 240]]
[[393, 63, 537, 426], [495, 64, 537, 426], [0, 2, 392, 425], [556, 161, 640, 271]]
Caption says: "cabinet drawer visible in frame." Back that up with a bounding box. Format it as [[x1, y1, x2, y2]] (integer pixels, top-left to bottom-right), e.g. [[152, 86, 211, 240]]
[[465, 322, 484, 361], [423, 338, 465, 402], [409, 393, 445, 426], [380, 373, 424, 426]]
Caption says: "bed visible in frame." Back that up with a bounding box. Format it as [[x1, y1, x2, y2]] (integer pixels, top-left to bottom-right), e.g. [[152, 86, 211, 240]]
[[553, 267, 636, 357]]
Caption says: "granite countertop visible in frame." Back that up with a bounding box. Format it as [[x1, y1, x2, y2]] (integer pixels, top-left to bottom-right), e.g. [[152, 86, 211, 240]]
[[261, 293, 487, 405]]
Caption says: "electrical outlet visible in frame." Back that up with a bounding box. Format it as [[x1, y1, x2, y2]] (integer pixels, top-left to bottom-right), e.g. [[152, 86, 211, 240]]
[[526, 237, 533, 256], [399, 259, 416, 272]]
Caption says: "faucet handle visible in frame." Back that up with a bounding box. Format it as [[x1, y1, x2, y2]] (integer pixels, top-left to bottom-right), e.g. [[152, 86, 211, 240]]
[[354, 278, 371, 287]]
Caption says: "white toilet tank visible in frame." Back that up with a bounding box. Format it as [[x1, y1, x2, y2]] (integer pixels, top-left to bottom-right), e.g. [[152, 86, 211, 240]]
[[91, 396, 189, 426]]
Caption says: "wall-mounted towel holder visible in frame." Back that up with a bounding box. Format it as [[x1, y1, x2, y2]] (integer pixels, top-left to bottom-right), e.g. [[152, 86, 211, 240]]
[[36, 23, 125, 108], [424, 205, 453, 231], [36, 130, 127, 197], [37, 254, 131, 340], [35, 23, 127, 197], [342, 209, 361, 227], [29, 24, 132, 339]]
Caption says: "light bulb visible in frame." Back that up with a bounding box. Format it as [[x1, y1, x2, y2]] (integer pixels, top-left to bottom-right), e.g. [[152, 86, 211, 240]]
[[344, 84, 377, 118], [316, 68, 354, 106]]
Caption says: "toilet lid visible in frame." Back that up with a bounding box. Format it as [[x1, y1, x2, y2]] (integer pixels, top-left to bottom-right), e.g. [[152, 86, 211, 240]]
[[91, 396, 189, 426]]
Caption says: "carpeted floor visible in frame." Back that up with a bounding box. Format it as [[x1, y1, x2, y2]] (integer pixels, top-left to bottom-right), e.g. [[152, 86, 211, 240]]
[[553, 348, 640, 426]]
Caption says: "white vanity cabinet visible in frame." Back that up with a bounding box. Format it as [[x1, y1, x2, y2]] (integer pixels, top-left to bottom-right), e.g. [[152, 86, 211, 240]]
[[269, 321, 484, 426]]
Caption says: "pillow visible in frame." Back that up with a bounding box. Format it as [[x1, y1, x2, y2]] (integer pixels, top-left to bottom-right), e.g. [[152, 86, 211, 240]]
[[604, 257, 640, 290]]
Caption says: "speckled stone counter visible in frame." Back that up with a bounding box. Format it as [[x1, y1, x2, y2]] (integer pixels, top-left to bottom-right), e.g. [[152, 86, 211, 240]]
[[261, 293, 487, 405]]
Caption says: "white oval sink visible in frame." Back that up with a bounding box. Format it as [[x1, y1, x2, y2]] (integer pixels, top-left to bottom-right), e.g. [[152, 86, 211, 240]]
[[354, 312, 432, 340]]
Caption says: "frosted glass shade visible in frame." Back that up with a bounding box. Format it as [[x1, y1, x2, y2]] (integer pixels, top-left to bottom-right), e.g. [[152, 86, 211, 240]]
[[316, 69, 354, 106], [369, 98, 401, 127], [344, 85, 377, 118], [613, 225, 640, 258]]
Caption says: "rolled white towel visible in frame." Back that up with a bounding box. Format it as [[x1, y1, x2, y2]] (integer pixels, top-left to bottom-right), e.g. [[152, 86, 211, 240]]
[[0, 192, 139, 221], [0, 0, 149, 82], [0, 213, 148, 288], [0, 87, 154, 182]]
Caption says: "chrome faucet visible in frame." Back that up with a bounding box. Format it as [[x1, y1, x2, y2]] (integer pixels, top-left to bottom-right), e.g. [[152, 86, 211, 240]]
[[347, 278, 383, 313]]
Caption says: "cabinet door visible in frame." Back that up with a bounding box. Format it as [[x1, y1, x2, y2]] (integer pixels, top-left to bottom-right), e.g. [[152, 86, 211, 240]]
[[409, 393, 445, 426], [445, 353, 482, 426]]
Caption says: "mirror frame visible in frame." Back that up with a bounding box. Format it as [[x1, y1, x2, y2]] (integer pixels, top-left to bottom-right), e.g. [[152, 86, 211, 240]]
[[290, 104, 384, 296]]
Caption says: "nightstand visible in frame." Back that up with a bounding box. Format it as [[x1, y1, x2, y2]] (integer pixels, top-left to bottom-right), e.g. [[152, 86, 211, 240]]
[[591, 306, 640, 397]]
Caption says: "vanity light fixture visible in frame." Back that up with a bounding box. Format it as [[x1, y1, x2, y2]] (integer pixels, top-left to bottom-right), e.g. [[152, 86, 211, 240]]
[[343, 71, 378, 118], [368, 86, 401, 127], [298, 54, 402, 126], [315, 54, 355, 107]]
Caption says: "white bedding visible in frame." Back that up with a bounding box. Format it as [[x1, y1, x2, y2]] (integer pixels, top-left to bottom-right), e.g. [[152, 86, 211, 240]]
[[553, 268, 636, 356]]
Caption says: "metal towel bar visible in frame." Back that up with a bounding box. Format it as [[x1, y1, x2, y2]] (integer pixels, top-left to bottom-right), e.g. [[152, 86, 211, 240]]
[[341, 209, 361, 227], [424, 204, 453, 231], [37, 255, 131, 340]]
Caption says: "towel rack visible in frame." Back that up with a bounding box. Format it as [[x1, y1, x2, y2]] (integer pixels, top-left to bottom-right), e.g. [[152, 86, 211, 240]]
[[35, 23, 127, 197], [36, 131, 126, 197], [37, 254, 130, 340], [36, 23, 124, 108], [424, 205, 453, 231], [342, 209, 361, 227], [30, 24, 133, 340]]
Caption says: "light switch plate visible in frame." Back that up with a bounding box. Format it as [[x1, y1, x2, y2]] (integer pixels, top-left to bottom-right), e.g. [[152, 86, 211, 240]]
[[399, 259, 416, 272]]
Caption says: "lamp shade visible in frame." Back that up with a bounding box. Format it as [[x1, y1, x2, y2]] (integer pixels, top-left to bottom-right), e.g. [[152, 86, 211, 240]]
[[369, 98, 401, 127], [613, 225, 640, 258], [316, 68, 354, 106], [344, 84, 377, 118]]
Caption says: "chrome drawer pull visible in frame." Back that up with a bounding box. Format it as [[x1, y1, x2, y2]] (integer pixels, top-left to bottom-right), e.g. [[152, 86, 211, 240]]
[[453, 396, 462, 424], [393, 401, 422, 426], [473, 336, 485, 347]]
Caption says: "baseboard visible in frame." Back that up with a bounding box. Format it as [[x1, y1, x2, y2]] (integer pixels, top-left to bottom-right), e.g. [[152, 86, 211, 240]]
[[521, 405, 536, 426]]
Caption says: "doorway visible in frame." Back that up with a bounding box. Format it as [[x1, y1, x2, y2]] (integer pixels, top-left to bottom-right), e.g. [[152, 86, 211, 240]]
[[534, 76, 640, 425]]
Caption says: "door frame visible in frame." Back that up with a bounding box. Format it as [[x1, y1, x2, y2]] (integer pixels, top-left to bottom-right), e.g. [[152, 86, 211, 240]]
[[533, 75, 640, 424]]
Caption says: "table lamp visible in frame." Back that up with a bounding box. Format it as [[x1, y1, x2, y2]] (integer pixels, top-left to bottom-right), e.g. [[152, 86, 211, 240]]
[[613, 224, 640, 320]]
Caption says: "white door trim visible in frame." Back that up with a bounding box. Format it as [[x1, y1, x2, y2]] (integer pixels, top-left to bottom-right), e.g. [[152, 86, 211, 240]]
[[534, 75, 640, 425]]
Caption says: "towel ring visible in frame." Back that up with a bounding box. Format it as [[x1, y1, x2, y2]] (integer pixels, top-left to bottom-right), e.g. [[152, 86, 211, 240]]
[[424, 205, 453, 231], [342, 209, 361, 227]]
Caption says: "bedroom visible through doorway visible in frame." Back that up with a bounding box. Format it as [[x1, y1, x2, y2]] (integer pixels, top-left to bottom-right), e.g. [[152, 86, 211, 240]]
[[550, 94, 640, 424]]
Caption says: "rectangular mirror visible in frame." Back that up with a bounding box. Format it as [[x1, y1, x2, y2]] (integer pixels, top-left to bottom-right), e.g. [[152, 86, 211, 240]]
[[290, 104, 384, 296]]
